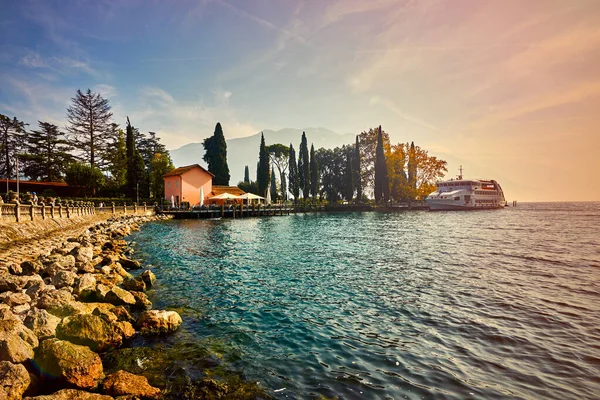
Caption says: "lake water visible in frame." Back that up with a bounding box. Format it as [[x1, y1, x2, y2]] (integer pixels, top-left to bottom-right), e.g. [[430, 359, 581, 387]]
[[129, 202, 600, 399]]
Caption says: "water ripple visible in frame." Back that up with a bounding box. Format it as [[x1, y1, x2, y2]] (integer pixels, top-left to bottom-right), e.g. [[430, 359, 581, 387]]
[[130, 202, 600, 399]]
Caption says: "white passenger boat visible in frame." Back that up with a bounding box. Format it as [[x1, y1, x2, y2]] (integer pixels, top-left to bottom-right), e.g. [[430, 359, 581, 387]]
[[426, 167, 506, 211]]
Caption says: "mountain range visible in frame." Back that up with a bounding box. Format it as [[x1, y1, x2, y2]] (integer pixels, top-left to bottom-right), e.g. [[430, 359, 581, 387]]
[[170, 127, 356, 185]]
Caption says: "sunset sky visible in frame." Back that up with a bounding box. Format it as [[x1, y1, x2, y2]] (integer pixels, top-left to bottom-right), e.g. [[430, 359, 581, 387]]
[[1, 0, 598, 201]]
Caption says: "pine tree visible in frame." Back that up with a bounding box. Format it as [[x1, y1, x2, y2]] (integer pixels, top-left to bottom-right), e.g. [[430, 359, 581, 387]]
[[66, 89, 113, 167], [20, 121, 73, 181], [202, 122, 230, 185], [288, 144, 299, 202], [354, 135, 362, 202], [298, 132, 309, 198], [309, 144, 318, 198], [266, 144, 290, 201], [257, 133, 270, 196], [244, 165, 250, 184], [0, 114, 26, 179], [270, 166, 278, 201], [374, 125, 389, 204]]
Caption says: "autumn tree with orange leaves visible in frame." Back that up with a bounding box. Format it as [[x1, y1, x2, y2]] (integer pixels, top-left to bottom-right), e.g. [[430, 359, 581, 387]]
[[386, 142, 447, 202]]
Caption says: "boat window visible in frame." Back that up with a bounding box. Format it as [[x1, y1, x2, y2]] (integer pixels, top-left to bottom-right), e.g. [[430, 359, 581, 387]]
[[454, 197, 460, 201]]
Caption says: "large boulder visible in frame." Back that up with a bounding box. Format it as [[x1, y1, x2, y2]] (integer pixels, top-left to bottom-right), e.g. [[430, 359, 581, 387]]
[[140, 270, 156, 288], [71, 246, 94, 264], [118, 256, 140, 270], [19, 260, 44, 276], [101, 370, 160, 398], [25, 282, 47, 301], [2, 292, 31, 307], [0, 275, 29, 292], [104, 287, 136, 307], [0, 319, 39, 363], [122, 277, 145, 292], [130, 291, 152, 310], [35, 339, 103, 390], [135, 310, 182, 335], [56, 314, 123, 352], [24, 308, 61, 340], [73, 274, 96, 297], [0, 360, 31, 400], [24, 389, 113, 399], [51, 271, 77, 289], [113, 321, 135, 339], [36, 289, 74, 314]]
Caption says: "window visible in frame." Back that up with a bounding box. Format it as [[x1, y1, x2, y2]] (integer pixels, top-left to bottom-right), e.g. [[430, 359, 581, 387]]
[[175, 181, 179, 188], [167, 181, 170, 188]]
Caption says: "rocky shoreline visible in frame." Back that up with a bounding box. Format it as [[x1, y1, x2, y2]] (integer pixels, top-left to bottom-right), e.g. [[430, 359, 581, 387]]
[[0, 214, 184, 399]]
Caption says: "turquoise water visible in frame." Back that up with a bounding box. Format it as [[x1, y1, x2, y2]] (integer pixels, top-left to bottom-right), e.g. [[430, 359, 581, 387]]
[[130, 203, 600, 399]]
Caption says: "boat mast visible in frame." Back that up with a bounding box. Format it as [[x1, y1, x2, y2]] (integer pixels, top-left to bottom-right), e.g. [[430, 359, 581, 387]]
[[458, 165, 463, 180]]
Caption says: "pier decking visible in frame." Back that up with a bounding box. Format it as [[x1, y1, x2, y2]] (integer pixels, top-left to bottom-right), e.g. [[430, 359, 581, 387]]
[[160, 204, 295, 219]]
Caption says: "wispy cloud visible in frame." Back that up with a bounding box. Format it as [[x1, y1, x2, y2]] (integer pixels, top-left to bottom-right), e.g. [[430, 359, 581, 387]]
[[18, 49, 100, 78], [370, 96, 437, 130], [129, 86, 258, 148], [140, 57, 213, 63], [218, 0, 306, 44]]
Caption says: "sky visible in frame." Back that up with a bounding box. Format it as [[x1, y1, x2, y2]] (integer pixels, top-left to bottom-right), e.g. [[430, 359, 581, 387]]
[[0, 0, 599, 202]]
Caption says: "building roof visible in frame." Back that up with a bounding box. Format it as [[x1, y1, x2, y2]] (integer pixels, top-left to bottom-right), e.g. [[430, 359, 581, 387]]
[[163, 164, 215, 178], [210, 185, 246, 196], [3, 179, 68, 187]]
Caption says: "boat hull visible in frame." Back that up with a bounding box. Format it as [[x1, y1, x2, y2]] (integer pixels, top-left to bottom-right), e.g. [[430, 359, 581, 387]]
[[427, 200, 504, 211]]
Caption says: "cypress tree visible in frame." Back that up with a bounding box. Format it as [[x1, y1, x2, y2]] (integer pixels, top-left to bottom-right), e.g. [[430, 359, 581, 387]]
[[408, 141, 417, 189], [354, 135, 362, 202], [244, 165, 250, 184], [125, 117, 146, 199], [298, 132, 309, 198], [109, 129, 127, 187], [202, 122, 230, 185], [270, 166, 278, 201], [309, 144, 318, 198], [345, 150, 354, 201], [281, 173, 287, 201], [257, 133, 270, 196], [288, 144, 299, 201], [374, 125, 389, 204]]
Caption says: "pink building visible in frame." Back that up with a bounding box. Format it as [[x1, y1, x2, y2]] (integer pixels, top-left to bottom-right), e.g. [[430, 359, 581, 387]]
[[163, 164, 214, 207]]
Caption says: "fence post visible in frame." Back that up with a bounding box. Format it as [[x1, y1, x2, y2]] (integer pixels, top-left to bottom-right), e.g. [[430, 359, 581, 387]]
[[41, 205, 46, 220], [66, 204, 71, 219], [123, 204, 127, 214], [15, 203, 20, 223], [30, 204, 35, 221], [134, 203, 138, 214], [111, 202, 116, 215], [143, 202, 147, 213], [50, 205, 55, 219]]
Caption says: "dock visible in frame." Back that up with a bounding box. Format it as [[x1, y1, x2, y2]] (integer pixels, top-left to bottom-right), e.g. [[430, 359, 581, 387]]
[[160, 204, 295, 219]]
